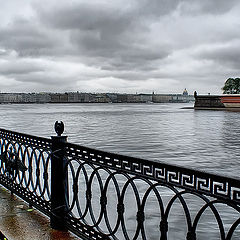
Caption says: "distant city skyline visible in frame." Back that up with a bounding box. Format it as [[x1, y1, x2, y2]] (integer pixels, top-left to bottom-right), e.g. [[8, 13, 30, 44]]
[[0, 91, 194, 104], [0, 1, 240, 95], [0, 89, 189, 95]]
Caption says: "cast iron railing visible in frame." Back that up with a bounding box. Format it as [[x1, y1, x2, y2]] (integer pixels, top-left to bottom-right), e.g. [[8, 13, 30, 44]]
[[0, 123, 240, 240], [0, 128, 51, 216]]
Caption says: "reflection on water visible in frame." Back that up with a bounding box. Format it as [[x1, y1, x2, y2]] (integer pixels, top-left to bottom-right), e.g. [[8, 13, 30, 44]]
[[0, 103, 240, 177]]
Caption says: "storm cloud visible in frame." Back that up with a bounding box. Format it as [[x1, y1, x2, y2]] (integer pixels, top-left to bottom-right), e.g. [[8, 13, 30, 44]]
[[0, 0, 240, 94]]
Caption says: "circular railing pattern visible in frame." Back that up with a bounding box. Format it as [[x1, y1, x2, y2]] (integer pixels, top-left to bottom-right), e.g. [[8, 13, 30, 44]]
[[64, 159, 240, 239], [0, 129, 51, 215], [64, 143, 240, 240]]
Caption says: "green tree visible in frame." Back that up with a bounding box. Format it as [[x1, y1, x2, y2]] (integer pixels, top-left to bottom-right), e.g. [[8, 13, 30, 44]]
[[222, 78, 240, 94]]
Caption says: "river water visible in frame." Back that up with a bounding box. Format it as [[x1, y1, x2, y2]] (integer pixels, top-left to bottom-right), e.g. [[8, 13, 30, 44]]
[[0, 102, 239, 177], [0, 103, 240, 239]]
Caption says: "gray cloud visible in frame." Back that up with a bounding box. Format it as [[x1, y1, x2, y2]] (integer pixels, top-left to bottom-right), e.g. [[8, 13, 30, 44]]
[[194, 40, 240, 70], [0, 60, 44, 75], [0, 20, 54, 56], [36, 1, 172, 54], [0, 0, 240, 94], [196, 0, 238, 14]]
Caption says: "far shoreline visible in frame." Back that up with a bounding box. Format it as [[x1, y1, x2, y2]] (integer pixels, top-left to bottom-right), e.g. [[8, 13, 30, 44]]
[[0, 102, 194, 105]]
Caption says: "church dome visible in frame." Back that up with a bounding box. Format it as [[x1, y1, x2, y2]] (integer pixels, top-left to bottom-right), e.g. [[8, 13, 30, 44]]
[[183, 88, 188, 95]]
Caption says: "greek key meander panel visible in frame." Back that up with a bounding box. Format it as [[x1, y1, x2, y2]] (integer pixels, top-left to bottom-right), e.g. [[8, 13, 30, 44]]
[[66, 142, 240, 204]]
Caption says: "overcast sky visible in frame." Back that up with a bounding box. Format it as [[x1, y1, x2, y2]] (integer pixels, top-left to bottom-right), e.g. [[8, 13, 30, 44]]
[[0, 0, 239, 94]]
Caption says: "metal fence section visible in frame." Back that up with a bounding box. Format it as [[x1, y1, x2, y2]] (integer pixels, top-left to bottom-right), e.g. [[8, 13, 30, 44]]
[[0, 125, 240, 239], [0, 128, 52, 216], [64, 142, 240, 240]]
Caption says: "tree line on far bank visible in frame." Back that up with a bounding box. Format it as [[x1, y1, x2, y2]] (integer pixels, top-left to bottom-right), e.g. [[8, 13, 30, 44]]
[[222, 78, 240, 94]]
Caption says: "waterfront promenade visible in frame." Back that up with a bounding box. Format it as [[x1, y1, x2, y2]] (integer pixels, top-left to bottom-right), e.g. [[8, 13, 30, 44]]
[[0, 186, 79, 240]]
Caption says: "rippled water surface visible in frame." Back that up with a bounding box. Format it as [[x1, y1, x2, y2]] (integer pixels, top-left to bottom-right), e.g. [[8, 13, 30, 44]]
[[1, 103, 240, 239], [0, 102, 240, 177]]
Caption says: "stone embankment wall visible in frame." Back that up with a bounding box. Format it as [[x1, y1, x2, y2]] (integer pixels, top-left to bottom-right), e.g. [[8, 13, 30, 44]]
[[194, 95, 225, 108]]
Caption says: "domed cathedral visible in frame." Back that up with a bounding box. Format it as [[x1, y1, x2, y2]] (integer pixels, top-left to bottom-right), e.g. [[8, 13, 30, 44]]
[[183, 88, 188, 96]]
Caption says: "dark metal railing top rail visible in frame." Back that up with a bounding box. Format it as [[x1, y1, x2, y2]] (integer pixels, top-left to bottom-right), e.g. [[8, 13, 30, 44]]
[[0, 124, 240, 240], [0, 128, 52, 150]]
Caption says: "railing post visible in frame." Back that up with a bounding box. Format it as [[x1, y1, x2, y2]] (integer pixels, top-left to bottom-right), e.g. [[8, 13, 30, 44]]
[[160, 218, 168, 240], [50, 121, 68, 230]]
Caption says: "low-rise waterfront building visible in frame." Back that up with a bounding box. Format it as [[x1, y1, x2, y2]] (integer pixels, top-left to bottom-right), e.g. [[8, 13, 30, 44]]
[[91, 93, 111, 103], [0, 93, 51, 103], [106, 93, 118, 103], [171, 94, 194, 103], [152, 94, 172, 103], [117, 94, 128, 103], [0, 93, 21, 103], [21, 93, 35, 103], [139, 94, 152, 103], [127, 94, 141, 103], [50, 93, 68, 103], [35, 93, 51, 103], [67, 92, 91, 102]]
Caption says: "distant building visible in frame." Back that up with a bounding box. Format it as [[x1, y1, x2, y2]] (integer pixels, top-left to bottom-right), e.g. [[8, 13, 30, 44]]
[[21, 93, 35, 103], [171, 93, 194, 103], [67, 92, 79, 102], [68, 92, 91, 102], [106, 93, 118, 103], [139, 94, 152, 103], [127, 94, 141, 103], [152, 94, 172, 103], [0, 93, 21, 103], [117, 94, 128, 103], [50, 93, 68, 102], [91, 93, 111, 103], [36, 93, 51, 103]]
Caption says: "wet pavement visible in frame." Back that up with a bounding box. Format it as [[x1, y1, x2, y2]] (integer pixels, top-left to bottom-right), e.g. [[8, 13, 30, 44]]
[[0, 186, 80, 240]]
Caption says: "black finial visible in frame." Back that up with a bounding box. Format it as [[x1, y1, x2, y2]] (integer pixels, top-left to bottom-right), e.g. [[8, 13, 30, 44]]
[[54, 121, 64, 136]]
